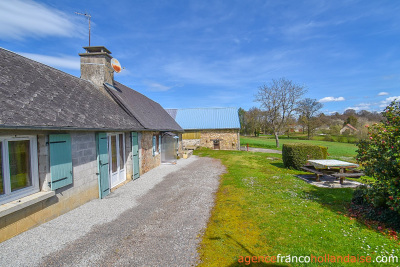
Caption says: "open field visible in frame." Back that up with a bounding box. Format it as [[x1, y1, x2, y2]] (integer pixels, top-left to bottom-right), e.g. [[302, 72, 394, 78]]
[[195, 150, 400, 266], [241, 136, 358, 161]]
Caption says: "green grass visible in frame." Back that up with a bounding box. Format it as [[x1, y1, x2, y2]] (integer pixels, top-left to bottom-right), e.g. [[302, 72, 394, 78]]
[[195, 149, 400, 267], [241, 136, 358, 161]]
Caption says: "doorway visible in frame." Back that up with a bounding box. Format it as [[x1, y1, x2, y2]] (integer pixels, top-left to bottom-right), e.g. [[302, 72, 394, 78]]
[[108, 133, 126, 188], [213, 139, 220, 150]]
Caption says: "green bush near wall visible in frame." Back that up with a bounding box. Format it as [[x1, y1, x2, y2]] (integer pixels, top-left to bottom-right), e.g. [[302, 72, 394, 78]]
[[282, 143, 328, 170]]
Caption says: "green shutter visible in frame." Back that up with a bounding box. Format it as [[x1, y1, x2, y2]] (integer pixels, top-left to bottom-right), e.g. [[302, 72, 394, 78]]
[[131, 132, 140, 179], [96, 133, 110, 198], [49, 134, 73, 190]]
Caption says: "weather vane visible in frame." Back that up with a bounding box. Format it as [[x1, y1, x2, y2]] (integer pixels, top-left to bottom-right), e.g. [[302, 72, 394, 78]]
[[75, 12, 92, 46]]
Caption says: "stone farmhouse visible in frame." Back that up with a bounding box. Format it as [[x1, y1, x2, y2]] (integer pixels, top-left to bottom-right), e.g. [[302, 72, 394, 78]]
[[165, 107, 240, 150], [0, 46, 182, 242]]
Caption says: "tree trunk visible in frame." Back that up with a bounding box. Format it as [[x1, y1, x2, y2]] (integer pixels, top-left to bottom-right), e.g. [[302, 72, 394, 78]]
[[307, 124, 311, 140], [275, 132, 279, 148]]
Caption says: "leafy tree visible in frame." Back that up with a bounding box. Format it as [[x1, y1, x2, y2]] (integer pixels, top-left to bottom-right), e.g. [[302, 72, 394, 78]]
[[246, 107, 263, 136], [296, 98, 323, 139], [255, 78, 306, 147], [238, 108, 246, 135], [344, 114, 358, 127], [356, 100, 400, 213]]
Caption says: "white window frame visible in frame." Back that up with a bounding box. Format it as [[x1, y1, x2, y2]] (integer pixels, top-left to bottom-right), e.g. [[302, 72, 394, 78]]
[[107, 132, 126, 188], [0, 135, 39, 205]]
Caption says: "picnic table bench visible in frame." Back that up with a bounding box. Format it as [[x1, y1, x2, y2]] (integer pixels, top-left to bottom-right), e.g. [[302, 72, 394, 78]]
[[301, 159, 364, 185]]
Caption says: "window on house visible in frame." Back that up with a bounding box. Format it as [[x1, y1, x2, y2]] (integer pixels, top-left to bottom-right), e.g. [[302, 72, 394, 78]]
[[0, 136, 39, 205], [153, 134, 160, 156], [156, 134, 159, 151], [111, 135, 117, 173], [0, 142, 3, 195], [119, 134, 124, 169], [108, 133, 126, 188]]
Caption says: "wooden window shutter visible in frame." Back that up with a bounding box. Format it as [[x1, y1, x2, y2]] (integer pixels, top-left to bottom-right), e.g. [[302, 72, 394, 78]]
[[49, 134, 73, 190]]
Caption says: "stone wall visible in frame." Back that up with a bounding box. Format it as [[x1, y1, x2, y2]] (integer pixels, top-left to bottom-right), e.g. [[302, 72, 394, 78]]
[[199, 129, 240, 150], [139, 131, 161, 174], [182, 139, 200, 149]]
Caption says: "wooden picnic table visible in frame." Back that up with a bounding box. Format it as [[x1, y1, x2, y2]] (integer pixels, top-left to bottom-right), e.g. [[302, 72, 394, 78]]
[[301, 159, 364, 185]]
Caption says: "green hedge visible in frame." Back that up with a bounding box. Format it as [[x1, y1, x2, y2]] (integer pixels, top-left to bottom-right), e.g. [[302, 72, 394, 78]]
[[282, 143, 328, 170]]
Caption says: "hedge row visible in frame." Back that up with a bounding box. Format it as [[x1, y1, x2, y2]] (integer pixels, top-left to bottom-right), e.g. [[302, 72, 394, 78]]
[[282, 143, 328, 170]]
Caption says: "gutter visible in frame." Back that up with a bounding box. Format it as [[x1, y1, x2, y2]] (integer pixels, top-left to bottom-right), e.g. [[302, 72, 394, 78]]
[[0, 125, 184, 132]]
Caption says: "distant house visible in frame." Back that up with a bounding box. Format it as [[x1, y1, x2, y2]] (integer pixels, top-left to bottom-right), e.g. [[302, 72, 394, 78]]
[[340, 124, 358, 135], [165, 107, 240, 150], [0, 46, 182, 242]]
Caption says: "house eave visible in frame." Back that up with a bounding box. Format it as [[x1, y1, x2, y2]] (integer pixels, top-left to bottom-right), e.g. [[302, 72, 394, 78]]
[[0, 125, 146, 132]]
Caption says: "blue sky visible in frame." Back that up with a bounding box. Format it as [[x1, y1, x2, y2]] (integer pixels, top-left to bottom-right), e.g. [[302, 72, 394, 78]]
[[1, 0, 399, 114]]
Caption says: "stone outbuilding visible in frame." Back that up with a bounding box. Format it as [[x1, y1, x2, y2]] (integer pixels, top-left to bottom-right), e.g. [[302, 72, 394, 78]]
[[165, 107, 240, 150], [0, 46, 182, 242]]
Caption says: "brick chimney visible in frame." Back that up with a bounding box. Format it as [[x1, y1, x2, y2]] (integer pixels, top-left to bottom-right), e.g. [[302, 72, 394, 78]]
[[79, 46, 114, 88]]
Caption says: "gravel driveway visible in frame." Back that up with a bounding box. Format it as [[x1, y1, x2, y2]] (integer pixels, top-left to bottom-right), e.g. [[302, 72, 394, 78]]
[[0, 156, 224, 267]]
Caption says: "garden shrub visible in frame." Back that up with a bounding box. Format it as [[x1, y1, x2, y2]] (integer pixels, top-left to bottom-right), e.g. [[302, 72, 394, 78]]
[[282, 143, 327, 170], [351, 186, 400, 231], [319, 146, 328, 159], [323, 134, 334, 142], [356, 100, 400, 214]]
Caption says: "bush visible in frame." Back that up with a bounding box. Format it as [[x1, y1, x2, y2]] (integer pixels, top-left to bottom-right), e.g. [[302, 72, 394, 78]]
[[323, 134, 334, 142], [319, 146, 328, 159], [282, 143, 328, 170], [351, 186, 400, 231], [356, 100, 400, 214]]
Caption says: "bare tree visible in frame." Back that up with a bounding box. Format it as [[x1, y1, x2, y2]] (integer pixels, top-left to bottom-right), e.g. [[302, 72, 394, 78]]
[[296, 98, 323, 139], [255, 78, 306, 147]]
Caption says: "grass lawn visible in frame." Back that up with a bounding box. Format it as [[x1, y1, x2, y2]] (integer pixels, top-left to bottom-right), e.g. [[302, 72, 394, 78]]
[[241, 136, 357, 161], [195, 150, 400, 266]]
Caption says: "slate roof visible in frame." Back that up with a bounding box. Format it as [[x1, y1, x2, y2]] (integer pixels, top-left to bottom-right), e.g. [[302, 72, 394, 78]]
[[0, 48, 180, 132], [165, 107, 240, 130], [105, 82, 182, 131]]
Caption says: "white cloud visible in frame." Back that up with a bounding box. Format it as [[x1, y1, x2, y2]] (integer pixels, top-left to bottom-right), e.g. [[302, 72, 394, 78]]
[[318, 96, 345, 103], [18, 52, 80, 70], [378, 92, 389, 96], [163, 49, 299, 87], [0, 0, 82, 40], [379, 96, 400, 107], [144, 81, 173, 92], [346, 103, 371, 111]]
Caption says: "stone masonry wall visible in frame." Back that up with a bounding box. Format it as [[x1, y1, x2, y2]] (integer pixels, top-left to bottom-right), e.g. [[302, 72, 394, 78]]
[[199, 129, 240, 150], [140, 131, 161, 175]]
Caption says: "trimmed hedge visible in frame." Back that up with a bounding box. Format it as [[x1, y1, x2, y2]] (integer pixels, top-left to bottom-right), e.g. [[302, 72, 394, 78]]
[[282, 143, 328, 170]]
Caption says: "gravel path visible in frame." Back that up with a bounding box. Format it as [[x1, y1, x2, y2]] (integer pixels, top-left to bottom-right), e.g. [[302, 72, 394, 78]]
[[240, 146, 282, 154], [0, 156, 224, 267]]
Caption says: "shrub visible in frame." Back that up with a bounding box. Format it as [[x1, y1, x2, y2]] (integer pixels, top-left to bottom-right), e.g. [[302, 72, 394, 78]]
[[356, 100, 400, 214], [351, 186, 400, 231], [323, 134, 334, 142], [282, 143, 328, 170], [319, 146, 328, 159]]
